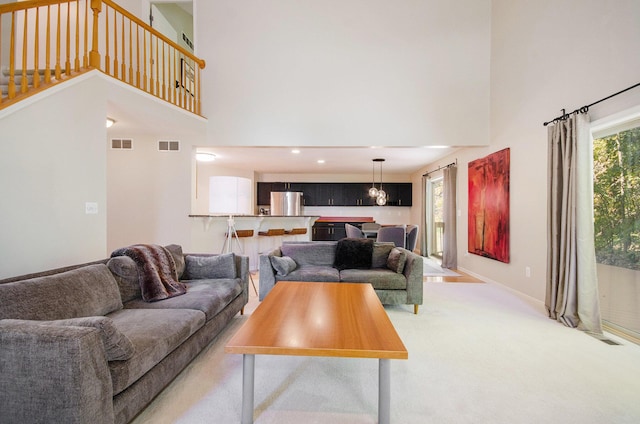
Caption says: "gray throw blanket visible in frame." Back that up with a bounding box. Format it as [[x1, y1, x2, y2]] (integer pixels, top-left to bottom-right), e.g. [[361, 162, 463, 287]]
[[111, 244, 187, 302]]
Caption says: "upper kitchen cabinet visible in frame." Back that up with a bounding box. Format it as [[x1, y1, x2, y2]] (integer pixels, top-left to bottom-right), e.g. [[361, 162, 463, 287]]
[[257, 182, 305, 205], [382, 183, 412, 206], [342, 183, 377, 206], [257, 182, 412, 207]]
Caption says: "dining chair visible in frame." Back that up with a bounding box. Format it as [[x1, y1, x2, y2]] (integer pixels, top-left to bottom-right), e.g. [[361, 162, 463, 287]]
[[361, 222, 381, 238], [345, 223, 366, 239], [376, 226, 406, 248], [405, 225, 419, 252]]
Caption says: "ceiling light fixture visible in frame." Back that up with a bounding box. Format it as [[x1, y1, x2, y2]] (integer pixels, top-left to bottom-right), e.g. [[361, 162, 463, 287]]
[[368, 159, 379, 197], [317, 159, 325, 164], [106, 118, 115, 128], [291, 149, 301, 154], [195, 152, 216, 162], [371, 158, 387, 205]]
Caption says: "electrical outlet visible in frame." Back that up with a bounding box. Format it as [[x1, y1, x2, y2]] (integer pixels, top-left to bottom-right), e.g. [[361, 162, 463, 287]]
[[525, 266, 531, 278], [85, 202, 98, 214]]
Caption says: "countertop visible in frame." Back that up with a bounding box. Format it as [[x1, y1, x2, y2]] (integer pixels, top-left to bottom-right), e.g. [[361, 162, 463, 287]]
[[189, 215, 320, 218], [315, 216, 375, 223]]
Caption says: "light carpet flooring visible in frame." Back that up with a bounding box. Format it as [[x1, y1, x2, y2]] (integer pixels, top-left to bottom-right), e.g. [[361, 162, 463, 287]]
[[131, 278, 640, 424]]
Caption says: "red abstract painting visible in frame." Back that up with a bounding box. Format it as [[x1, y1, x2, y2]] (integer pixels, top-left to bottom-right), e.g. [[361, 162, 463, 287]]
[[468, 148, 510, 263]]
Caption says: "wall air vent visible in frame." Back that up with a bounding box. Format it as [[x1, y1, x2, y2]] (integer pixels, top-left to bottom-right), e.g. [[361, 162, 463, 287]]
[[158, 140, 180, 152], [111, 138, 133, 149]]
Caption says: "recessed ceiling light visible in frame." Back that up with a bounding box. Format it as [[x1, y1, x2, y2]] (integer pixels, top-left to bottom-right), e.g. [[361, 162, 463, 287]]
[[426, 145, 449, 149], [291, 149, 301, 154], [317, 159, 325, 164]]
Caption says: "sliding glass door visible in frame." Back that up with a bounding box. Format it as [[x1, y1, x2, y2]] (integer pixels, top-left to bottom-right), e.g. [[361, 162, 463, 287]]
[[593, 117, 640, 342], [426, 177, 444, 259]]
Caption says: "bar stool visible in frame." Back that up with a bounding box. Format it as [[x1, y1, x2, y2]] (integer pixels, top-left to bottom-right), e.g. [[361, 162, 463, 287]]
[[258, 228, 286, 236], [258, 228, 285, 258], [224, 229, 257, 295], [285, 228, 307, 235], [285, 227, 308, 242]]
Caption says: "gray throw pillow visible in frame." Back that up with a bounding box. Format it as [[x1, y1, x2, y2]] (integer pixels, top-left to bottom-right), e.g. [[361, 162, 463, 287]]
[[164, 244, 186, 279], [4, 316, 135, 361], [386, 248, 407, 274], [270, 256, 297, 277], [184, 253, 236, 279], [372, 242, 395, 268]]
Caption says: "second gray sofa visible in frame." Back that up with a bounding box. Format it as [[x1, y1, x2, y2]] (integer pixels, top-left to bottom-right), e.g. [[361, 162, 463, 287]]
[[259, 240, 423, 313]]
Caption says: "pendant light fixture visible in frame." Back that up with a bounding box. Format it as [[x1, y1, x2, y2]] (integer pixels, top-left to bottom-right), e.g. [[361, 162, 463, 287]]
[[373, 158, 387, 205], [368, 159, 379, 197]]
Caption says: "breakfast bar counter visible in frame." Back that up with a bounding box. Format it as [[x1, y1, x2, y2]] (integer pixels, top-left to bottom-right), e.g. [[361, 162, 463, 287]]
[[189, 215, 320, 270]]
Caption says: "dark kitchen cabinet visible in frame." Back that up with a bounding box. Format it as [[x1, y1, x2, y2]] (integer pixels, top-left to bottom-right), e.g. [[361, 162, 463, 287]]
[[257, 182, 274, 206], [312, 222, 346, 241], [303, 183, 345, 206], [257, 182, 305, 205], [257, 182, 412, 207], [343, 183, 376, 206], [383, 183, 413, 206]]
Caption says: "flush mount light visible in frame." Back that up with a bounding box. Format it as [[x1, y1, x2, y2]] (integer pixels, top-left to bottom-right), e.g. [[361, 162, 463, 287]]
[[291, 149, 301, 154], [106, 118, 115, 128], [195, 152, 216, 162], [317, 159, 325, 164]]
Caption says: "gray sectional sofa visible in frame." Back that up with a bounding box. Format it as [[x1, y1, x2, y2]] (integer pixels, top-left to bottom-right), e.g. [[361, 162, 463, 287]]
[[0, 244, 249, 424], [259, 240, 423, 313]]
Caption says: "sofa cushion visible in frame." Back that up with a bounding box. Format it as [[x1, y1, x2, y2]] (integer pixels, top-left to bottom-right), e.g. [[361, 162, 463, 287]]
[[277, 265, 340, 282], [387, 248, 407, 274], [372, 242, 395, 268], [123, 278, 242, 321], [0, 264, 123, 320], [334, 238, 373, 270], [164, 244, 186, 279], [3, 316, 135, 361], [107, 256, 142, 303], [106, 308, 206, 396], [339, 269, 408, 290], [183, 253, 236, 280], [281, 242, 336, 266], [270, 256, 297, 277]]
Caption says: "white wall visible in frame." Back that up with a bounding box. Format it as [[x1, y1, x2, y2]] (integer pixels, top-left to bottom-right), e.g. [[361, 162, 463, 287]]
[[196, 0, 491, 148], [410, 0, 640, 302], [106, 128, 200, 253], [0, 76, 108, 278]]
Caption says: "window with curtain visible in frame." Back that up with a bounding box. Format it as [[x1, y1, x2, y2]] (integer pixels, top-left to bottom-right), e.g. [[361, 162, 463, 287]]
[[592, 117, 640, 342], [427, 177, 444, 259]]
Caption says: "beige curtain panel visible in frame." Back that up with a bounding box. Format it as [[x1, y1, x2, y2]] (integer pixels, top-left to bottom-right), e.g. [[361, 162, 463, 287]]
[[441, 166, 457, 269], [546, 113, 602, 335]]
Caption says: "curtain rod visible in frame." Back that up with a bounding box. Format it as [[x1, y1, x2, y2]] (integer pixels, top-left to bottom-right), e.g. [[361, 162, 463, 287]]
[[422, 160, 457, 177], [543, 81, 640, 126]]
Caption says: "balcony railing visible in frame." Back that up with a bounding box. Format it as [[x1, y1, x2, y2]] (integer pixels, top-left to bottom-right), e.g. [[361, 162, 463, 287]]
[[0, 0, 205, 114]]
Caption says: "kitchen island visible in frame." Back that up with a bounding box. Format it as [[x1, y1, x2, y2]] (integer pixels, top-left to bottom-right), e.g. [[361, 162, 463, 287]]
[[189, 215, 320, 270]]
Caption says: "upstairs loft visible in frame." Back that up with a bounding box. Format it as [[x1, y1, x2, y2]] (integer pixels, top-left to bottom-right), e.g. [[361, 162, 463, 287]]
[[0, 0, 205, 115]]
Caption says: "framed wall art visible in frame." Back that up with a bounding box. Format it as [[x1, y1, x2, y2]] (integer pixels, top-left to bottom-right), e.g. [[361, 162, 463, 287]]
[[179, 58, 195, 95], [468, 148, 510, 263]]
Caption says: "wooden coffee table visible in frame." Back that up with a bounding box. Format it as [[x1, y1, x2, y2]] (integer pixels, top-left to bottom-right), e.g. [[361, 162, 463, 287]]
[[225, 281, 408, 424]]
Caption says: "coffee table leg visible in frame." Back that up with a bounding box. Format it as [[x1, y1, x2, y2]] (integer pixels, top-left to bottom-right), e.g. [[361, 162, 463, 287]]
[[379, 358, 390, 424], [241, 354, 255, 424]]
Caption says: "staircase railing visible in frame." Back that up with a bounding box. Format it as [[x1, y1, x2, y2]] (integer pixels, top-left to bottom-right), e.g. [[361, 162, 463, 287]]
[[0, 0, 205, 115]]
